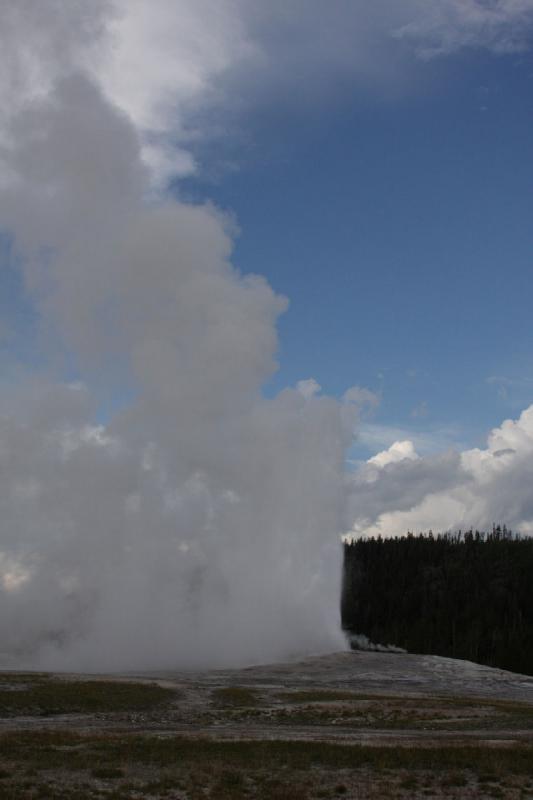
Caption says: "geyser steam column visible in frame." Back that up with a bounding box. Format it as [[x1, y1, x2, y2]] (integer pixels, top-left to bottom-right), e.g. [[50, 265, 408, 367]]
[[0, 5, 361, 670]]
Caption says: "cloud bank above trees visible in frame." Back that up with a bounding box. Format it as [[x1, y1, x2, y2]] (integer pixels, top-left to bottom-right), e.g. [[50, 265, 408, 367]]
[[349, 405, 533, 539]]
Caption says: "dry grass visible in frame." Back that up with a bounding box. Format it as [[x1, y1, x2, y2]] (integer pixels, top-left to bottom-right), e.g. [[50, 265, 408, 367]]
[[1, 730, 533, 798]]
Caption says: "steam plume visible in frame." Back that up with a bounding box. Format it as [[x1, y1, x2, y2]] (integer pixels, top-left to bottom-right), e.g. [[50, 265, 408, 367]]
[[0, 3, 360, 670]]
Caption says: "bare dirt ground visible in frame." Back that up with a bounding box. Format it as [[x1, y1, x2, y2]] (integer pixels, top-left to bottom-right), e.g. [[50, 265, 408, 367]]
[[2, 651, 533, 798]]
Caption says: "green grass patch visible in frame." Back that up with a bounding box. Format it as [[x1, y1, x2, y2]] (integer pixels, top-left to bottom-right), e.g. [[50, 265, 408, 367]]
[[211, 686, 260, 707], [0, 679, 176, 716], [2, 730, 533, 776]]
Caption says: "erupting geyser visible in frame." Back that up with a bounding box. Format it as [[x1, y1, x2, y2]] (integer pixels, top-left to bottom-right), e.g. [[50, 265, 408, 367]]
[[0, 4, 363, 671]]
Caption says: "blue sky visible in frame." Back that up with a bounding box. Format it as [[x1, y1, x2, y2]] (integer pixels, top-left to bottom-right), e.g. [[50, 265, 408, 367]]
[[177, 47, 533, 458]]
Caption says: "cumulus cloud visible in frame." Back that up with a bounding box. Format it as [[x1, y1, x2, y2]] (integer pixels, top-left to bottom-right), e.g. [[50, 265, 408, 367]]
[[296, 378, 321, 399], [348, 405, 533, 539], [368, 440, 418, 468]]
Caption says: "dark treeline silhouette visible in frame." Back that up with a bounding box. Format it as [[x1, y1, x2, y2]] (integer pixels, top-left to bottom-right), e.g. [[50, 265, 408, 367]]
[[341, 526, 533, 675]]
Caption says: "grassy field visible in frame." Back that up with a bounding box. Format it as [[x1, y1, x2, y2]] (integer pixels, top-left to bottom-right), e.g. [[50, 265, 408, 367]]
[[1, 729, 533, 798], [0, 673, 175, 716], [2, 668, 533, 798]]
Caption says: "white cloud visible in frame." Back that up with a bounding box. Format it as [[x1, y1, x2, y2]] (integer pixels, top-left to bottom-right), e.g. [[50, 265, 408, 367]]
[[368, 440, 418, 468], [297, 378, 321, 399], [96, 0, 253, 132], [348, 404, 533, 539]]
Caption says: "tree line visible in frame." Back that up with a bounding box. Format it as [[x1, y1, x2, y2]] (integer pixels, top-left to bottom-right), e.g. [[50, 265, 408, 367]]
[[341, 526, 533, 675]]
